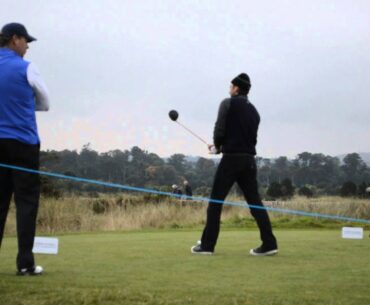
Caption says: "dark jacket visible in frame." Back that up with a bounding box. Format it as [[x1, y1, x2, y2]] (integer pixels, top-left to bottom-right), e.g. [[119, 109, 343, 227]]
[[184, 185, 192, 197], [213, 95, 260, 155]]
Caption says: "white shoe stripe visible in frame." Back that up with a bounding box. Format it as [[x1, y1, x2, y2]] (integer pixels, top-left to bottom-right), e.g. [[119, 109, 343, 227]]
[[250, 249, 278, 256]]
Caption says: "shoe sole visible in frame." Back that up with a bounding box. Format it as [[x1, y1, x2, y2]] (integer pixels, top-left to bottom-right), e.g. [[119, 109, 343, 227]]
[[249, 249, 278, 256], [191, 246, 213, 255], [16, 271, 43, 276]]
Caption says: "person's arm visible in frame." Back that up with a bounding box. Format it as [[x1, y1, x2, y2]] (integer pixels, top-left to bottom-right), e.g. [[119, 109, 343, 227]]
[[213, 98, 231, 152], [27, 63, 50, 111]]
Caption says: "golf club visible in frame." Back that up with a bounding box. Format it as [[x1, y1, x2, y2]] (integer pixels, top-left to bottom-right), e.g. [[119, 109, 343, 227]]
[[168, 110, 208, 146]]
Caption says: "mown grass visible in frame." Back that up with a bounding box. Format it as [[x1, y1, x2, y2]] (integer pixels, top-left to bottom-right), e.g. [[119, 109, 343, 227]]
[[0, 230, 369, 305]]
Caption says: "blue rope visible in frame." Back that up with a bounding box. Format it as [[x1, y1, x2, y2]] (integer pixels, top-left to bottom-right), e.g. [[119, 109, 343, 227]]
[[0, 163, 369, 224]]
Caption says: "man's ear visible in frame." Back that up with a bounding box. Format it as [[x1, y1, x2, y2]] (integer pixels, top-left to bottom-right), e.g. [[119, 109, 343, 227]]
[[9, 34, 18, 45], [233, 85, 240, 95]]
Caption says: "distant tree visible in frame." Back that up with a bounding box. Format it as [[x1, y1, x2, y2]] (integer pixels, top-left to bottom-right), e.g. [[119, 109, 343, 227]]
[[270, 156, 291, 183], [79, 143, 100, 178], [194, 158, 216, 187], [258, 158, 272, 187], [341, 153, 367, 184], [340, 181, 357, 197], [294, 153, 336, 187], [147, 153, 165, 167], [292, 152, 313, 186], [128, 146, 154, 186], [167, 154, 187, 173], [145, 165, 178, 186], [40, 150, 59, 166]]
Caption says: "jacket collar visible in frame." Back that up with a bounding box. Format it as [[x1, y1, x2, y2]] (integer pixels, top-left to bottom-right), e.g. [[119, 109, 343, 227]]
[[0, 47, 19, 57]]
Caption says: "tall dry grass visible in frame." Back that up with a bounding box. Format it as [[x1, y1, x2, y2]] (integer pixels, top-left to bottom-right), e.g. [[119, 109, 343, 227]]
[[3, 193, 251, 234], [265, 196, 370, 220], [3, 194, 370, 234]]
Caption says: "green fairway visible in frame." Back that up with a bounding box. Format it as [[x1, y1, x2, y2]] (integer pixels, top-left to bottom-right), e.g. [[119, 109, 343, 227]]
[[0, 230, 369, 305]]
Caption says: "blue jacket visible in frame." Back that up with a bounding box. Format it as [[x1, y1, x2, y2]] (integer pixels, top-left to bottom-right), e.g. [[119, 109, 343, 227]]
[[0, 48, 39, 144]]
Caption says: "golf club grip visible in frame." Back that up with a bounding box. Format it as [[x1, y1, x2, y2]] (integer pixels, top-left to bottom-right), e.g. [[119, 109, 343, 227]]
[[175, 121, 208, 145]]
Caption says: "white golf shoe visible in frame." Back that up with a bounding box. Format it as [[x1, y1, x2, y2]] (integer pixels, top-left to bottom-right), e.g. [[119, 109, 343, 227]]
[[17, 265, 44, 276]]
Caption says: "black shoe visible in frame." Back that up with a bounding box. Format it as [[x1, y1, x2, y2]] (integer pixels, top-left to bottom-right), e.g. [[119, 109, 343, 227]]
[[191, 244, 214, 255], [16, 265, 43, 276], [250, 246, 278, 256]]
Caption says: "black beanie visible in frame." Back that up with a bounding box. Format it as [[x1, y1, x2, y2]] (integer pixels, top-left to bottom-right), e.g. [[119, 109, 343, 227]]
[[231, 73, 251, 92]]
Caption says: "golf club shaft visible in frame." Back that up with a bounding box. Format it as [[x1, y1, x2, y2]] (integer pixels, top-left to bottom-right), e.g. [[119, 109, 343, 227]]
[[175, 121, 208, 145]]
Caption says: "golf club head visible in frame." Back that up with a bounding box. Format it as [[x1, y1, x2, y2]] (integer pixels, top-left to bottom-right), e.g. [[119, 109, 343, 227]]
[[169, 110, 179, 121]]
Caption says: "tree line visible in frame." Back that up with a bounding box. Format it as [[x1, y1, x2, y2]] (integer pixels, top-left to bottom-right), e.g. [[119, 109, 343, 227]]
[[40, 144, 370, 198], [257, 152, 370, 198]]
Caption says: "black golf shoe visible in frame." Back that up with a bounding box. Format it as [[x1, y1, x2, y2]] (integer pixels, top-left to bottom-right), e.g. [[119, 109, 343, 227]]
[[16, 265, 43, 276], [250, 246, 278, 256], [191, 244, 214, 255]]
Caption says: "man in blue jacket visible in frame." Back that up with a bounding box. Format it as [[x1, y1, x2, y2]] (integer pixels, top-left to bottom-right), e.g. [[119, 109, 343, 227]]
[[0, 23, 50, 275], [191, 73, 278, 256]]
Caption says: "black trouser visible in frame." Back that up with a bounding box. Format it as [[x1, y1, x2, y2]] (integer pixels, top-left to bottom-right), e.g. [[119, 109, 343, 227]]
[[0, 139, 40, 270], [201, 154, 277, 251]]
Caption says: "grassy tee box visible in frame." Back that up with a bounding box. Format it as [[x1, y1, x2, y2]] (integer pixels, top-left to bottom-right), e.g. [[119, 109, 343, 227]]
[[0, 229, 369, 305]]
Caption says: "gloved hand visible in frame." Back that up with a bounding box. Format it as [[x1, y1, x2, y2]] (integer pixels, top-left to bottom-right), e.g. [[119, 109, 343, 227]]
[[208, 144, 219, 155]]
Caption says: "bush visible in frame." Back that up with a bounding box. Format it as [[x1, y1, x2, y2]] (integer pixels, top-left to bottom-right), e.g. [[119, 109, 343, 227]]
[[298, 186, 314, 198], [266, 182, 283, 199], [194, 186, 211, 197], [358, 182, 369, 198], [88, 191, 100, 198], [340, 181, 357, 197], [281, 178, 295, 199], [142, 193, 168, 203], [91, 199, 111, 214], [41, 176, 62, 199]]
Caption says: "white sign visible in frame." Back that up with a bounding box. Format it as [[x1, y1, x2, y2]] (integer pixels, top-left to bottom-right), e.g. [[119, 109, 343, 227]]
[[33, 237, 59, 254], [342, 227, 364, 239]]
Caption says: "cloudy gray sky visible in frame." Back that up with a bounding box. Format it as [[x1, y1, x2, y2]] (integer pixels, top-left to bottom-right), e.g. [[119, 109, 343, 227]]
[[2, 0, 369, 158]]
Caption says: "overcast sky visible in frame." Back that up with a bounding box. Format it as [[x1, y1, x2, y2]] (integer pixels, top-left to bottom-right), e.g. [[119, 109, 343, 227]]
[[2, 0, 369, 158]]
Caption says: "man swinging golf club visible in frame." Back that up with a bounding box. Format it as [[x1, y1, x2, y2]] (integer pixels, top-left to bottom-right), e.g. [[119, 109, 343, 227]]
[[191, 73, 278, 256]]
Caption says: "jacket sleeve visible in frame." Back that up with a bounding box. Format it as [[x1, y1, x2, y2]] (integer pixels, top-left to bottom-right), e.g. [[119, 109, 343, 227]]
[[27, 63, 50, 111], [213, 98, 231, 150]]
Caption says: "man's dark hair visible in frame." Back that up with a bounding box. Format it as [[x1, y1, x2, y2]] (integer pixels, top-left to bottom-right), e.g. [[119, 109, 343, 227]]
[[237, 87, 250, 95], [0, 34, 11, 47]]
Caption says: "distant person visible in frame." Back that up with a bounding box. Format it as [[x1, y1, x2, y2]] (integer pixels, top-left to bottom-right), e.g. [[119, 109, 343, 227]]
[[0, 23, 50, 275], [191, 73, 278, 256], [172, 184, 182, 196], [183, 180, 193, 198]]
